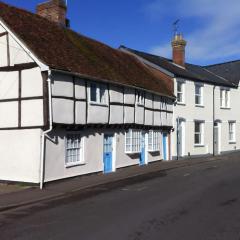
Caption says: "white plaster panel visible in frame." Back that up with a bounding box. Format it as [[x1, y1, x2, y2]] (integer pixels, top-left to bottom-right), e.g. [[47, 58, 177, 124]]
[[145, 93, 153, 108], [161, 111, 167, 126], [124, 106, 134, 123], [0, 71, 18, 99], [75, 78, 86, 99], [21, 68, 43, 97], [87, 104, 109, 124], [109, 85, 124, 103], [153, 95, 161, 109], [0, 129, 41, 183], [124, 87, 135, 104], [9, 35, 33, 65], [0, 35, 8, 67], [0, 101, 18, 128], [52, 73, 73, 97], [145, 109, 153, 126], [75, 101, 86, 124], [110, 105, 124, 124], [154, 111, 161, 126], [21, 99, 44, 127], [135, 106, 144, 125], [53, 98, 74, 124]]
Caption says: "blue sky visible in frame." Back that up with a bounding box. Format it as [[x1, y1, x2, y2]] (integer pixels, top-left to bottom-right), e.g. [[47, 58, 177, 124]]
[[3, 0, 240, 65]]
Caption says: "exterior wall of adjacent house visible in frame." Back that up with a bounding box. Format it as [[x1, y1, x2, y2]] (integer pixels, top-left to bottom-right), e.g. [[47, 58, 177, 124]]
[[44, 72, 173, 182], [172, 77, 240, 159]]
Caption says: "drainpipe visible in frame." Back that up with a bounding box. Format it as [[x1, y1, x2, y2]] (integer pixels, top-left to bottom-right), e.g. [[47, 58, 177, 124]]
[[213, 85, 216, 156], [40, 70, 53, 190], [176, 116, 179, 160]]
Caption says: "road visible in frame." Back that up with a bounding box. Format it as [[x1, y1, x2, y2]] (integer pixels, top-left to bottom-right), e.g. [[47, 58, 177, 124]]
[[1, 156, 240, 240]]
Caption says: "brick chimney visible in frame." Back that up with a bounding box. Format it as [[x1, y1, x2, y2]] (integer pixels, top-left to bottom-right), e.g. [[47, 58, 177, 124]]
[[171, 33, 187, 67], [36, 0, 69, 27]]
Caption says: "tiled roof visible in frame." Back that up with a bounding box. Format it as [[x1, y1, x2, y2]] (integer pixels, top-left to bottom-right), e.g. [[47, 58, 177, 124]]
[[121, 46, 236, 88], [205, 60, 240, 86], [0, 2, 174, 98]]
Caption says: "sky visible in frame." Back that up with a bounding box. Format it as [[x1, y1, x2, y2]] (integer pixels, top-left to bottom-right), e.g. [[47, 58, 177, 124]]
[[3, 0, 240, 65]]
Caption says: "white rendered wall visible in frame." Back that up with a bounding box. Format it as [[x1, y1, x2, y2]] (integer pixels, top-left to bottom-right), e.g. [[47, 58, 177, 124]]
[[0, 129, 41, 183], [172, 78, 240, 158], [44, 128, 163, 182]]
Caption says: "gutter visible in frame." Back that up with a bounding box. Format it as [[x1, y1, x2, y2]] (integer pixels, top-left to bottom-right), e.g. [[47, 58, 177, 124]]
[[40, 70, 53, 190]]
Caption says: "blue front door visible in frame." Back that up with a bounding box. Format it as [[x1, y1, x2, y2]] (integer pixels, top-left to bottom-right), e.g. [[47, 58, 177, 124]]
[[140, 132, 146, 166], [163, 133, 168, 160], [103, 134, 113, 173]]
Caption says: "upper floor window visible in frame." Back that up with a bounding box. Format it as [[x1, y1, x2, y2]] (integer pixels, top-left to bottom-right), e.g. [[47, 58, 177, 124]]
[[194, 121, 204, 146], [229, 121, 236, 143], [125, 129, 142, 153], [177, 81, 185, 104], [148, 130, 161, 152], [136, 91, 144, 106], [65, 134, 84, 167], [195, 84, 203, 106], [220, 88, 230, 108], [90, 82, 107, 105]]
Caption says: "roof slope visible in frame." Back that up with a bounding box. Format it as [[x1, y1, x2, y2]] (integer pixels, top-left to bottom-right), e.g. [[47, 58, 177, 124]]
[[205, 60, 240, 86], [121, 46, 235, 88], [0, 2, 173, 97]]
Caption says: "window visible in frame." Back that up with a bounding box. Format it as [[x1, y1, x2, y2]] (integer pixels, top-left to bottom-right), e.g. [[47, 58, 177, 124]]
[[65, 134, 84, 167], [136, 91, 144, 106], [177, 81, 185, 103], [229, 122, 236, 143], [148, 130, 161, 152], [125, 129, 141, 153], [220, 89, 230, 108], [194, 121, 204, 145], [90, 82, 107, 104], [195, 84, 203, 106]]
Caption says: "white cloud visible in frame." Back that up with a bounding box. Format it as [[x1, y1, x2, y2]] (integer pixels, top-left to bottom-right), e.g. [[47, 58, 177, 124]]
[[145, 0, 240, 64]]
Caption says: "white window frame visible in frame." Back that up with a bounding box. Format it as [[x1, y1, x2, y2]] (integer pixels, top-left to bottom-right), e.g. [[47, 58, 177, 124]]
[[195, 83, 204, 106], [229, 121, 236, 143], [125, 129, 142, 154], [220, 88, 230, 109], [148, 130, 161, 152], [89, 82, 108, 106], [136, 90, 144, 106], [177, 80, 185, 104], [194, 121, 204, 146], [65, 133, 85, 167]]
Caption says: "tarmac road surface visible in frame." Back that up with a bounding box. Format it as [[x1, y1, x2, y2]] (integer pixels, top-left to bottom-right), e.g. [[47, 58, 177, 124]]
[[1, 155, 240, 240]]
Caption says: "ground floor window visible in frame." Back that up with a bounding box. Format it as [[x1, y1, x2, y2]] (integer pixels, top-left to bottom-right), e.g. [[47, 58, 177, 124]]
[[65, 134, 84, 167], [148, 130, 161, 152], [229, 121, 236, 143], [125, 129, 142, 153], [194, 121, 204, 145]]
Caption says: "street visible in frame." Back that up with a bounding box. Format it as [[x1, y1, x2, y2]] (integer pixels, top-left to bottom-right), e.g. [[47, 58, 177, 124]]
[[1, 156, 240, 240]]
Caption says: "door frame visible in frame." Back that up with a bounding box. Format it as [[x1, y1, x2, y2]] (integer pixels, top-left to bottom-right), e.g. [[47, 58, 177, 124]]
[[163, 132, 169, 160], [140, 131, 148, 165], [214, 120, 221, 155], [177, 118, 185, 158], [103, 133, 116, 173]]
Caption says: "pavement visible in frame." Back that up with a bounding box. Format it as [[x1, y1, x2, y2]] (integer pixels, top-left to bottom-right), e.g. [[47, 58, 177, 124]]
[[0, 152, 235, 213]]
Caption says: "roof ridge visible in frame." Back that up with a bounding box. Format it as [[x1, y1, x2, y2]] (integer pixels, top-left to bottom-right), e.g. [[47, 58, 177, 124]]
[[205, 59, 240, 68]]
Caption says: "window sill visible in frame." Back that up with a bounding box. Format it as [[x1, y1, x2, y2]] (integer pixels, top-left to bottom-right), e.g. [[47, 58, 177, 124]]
[[177, 102, 186, 106], [195, 104, 204, 108], [125, 151, 140, 155], [229, 141, 236, 144], [220, 107, 231, 110], [148, 150, 160, 153], [194, 144, 205, 147], [65, 162, 86, 168], [89, 102, 108, 107], [136, 103, 144, 107]]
